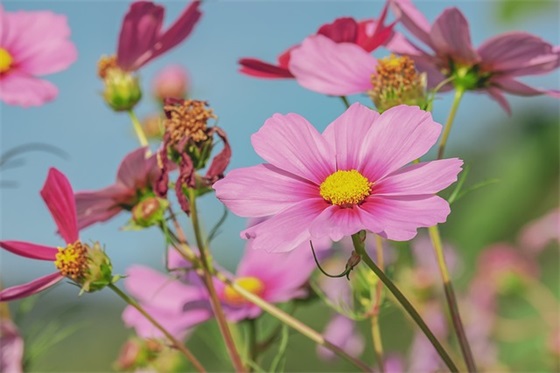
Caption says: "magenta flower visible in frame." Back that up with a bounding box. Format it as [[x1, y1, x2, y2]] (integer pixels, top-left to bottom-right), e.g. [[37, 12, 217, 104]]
[[0, 319, 23, 373], [239, 4, 394, 80], [123, 236, 330, 338], [0, 7, 77, 107], [117, 1, 202, 71], [0, 168, 84, 301], [388, 0, 560, 114], [75, 147, 158, 230], [214, 104, 462, 252]]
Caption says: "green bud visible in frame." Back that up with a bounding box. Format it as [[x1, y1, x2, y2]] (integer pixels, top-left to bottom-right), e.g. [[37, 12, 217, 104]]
[[131, 197, 169, 228], [80, 242, 118, 294], [102, 68, 142, 112]]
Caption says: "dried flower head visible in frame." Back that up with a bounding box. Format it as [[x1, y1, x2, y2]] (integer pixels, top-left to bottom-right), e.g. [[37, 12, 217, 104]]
[[163, 99, 216, 145]]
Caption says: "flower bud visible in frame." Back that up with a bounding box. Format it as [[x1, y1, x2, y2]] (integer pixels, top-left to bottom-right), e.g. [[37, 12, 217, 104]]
[[80, 242, 119, 293], [131, 196, 169, 228], [152, 65, 189, 101], [141, 114, 165, 140], [98, 56, 142, 112]]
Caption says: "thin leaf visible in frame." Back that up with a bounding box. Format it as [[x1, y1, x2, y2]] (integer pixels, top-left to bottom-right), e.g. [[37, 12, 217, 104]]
[[208, 205, 228, 243], [270, 324, 290, 373], [447, 165, 470, 205]]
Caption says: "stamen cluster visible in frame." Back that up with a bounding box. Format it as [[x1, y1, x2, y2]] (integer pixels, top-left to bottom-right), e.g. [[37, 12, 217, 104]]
[[320, 169, 372, 207], [164, 99, 216, 145], [55, 241, 89, 280]]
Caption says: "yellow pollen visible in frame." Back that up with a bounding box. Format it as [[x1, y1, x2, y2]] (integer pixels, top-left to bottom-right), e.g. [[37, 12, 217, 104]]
[[164, 99, 216, 144], [97, 55, 118, 79], [0, 48, 14, 74], [320, 169, 372, 207], [223, 277, 265, 306], [54, 241, 89, 281]]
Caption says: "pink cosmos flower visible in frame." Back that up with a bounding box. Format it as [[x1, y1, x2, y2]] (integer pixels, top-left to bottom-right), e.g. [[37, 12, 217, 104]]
[[152, 64, 189, 100], [0, 319, 23, 373], [75, 147, 158, 230], [117, 1, 202, 71], [123, 236, 330, 338], [0, 7, 77, 107], [388, 0, 560, 114], [238, 3, 395, 80], [0, 168, 82, 301], [519, 208, 559, 254], [214, 103, 463, 252]]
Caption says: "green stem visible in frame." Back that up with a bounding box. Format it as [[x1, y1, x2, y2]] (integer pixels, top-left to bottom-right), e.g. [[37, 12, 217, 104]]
[[437, 88, 464, 159], [371, 234, 385, 373], [352, 232, 458, 373], [108, 284, 206, 373], [188, 189, 247, 373], [428, 226, 477, 373], [248, 319, 258, 369], [128, 109, 150, 149], [340, 96, 351, 109]]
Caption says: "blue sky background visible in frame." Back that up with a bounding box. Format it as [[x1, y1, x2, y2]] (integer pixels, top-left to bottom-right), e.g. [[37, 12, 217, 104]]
[[1, 0, 559, 297]]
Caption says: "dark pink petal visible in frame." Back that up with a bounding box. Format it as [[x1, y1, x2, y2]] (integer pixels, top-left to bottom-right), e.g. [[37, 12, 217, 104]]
[[322, 103, 380, 171], [214, 164, 318, 217], [204, 127, 232, 184], [357, 2, 396, 52], [390, 0, 433, 48], [478, 32, 558, 74], [429, 8, 479, 65], [251, 111, 335, 184], [374, 159, 463, 196], [358, 105, 441, 182], [485, 87, 511, 115], [0, 71, 58, 107], [116, 147, 155, 189], [310, 205, 380, 242], [238, 58, 294, 79], [0, 273, 63, 301], [75, 185, 130, 230], [117, 2, 164, 70], [40, 168, 79, 244], [241, 198, 327, 252], [0, 241, 57, 261], [361, 195, 451, 241], [148, 1, 202, 64], [290, 35, 377, 96], [493, 77, 560, 98], [317, 17, 358, 44]]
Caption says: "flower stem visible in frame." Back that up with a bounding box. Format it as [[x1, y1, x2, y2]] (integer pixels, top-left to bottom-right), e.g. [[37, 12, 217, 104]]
[[371, 234, 385, 373], [128, 109, 149, 149], [188, 188, 247, 373], [107, 283, 206, 373], [340, 96, 351, 109], [437, 87, 464, 159], [428, 226, 477, 372], [352, 232, 458, 373]]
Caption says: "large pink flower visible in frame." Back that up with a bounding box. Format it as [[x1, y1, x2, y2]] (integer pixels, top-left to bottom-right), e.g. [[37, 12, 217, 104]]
[[388, 0, 560, 114], [0, 7, 77, 107], [238, 3, 394, 80], [0, 168, 82, 301], [74, 147, 158, 230], [116, 1, 202, 71], [214, 104, 462, 252]]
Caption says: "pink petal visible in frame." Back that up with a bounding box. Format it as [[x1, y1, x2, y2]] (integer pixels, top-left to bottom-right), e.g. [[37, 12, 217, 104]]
[[485, 87, 512, 115], [0, 241, 57, 261], [289, 35, 377, 96], [478, 32, 558, 74], [0, 71, 58, 107], [361, 195, 451, 241], [1, 10, 77, 75], [317, 17, 358, 44], [358, 105, 442, 182], [358, 2, 396, 52], [75, 185, 130, 230], [390, 0, 433, 48], [214, 164, 319, 217], [238, 58, 294, 79], [317, 315, 364, 361], [251, 112, 335, 184], [429, 8, 479, 65], [374, 159, 463, 196], [310, 205, 380, 242], [241, 198, 327, 252], [0, 273, 63, 301], [116, 147, 155, 189], [40, 168, 79, 244], [322, 103, 380, 171], [117, 2, 164, 70], [0, 319, 24, 373], [492, 77, 560, 98]]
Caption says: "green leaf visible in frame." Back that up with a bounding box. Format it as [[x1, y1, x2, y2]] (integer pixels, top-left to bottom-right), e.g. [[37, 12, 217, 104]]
[[269, 324, 290, 373]]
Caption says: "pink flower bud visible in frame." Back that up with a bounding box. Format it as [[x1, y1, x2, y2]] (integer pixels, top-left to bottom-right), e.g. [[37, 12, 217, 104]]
[[152, 65, 189, 101]]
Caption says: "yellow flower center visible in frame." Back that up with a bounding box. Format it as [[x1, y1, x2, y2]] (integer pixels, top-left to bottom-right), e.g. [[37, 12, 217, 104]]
[[54, 241, 89, 281], [223, 277, 265, 306], [0, 48, 14, 74], [319, 169, 372, 207]]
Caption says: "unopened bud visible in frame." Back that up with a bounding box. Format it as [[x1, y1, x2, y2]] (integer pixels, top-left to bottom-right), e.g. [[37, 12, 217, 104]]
[[98, 56, 142, 112], [80, 242, 118, 293], [132, 197, 168, 228], [152, 65, 189, 101]]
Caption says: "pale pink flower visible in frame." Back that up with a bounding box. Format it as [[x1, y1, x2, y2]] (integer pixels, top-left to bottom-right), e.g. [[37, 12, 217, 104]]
[[117, 1, 202, 71], [317, 315, 364, 361], [0, 319, 23, 373], [214, 103, 463, 252], [239, 3, 394, 80], [519, 208, 560, 254], [0, 7, 77, 107], [389, 0, 560, 114], [152, 65, 189, 100]]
